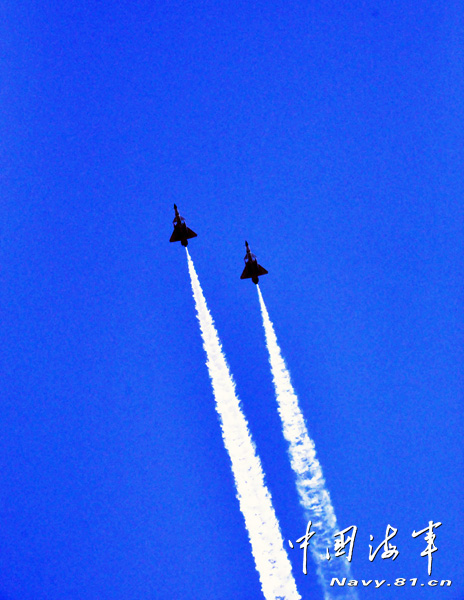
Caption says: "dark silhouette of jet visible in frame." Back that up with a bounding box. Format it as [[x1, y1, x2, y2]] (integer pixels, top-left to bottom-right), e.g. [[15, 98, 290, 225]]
[[240, 241, 268, 284], [169, 204, 197, 247]]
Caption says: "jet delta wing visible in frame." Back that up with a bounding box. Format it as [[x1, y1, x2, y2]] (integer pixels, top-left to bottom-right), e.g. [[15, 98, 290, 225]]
[[170, 226, 197, 243]]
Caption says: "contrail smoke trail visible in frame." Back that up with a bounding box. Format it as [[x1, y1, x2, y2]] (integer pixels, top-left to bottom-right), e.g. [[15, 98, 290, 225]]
[[185, 249, 301, 600], [257, 287, 357, 600]]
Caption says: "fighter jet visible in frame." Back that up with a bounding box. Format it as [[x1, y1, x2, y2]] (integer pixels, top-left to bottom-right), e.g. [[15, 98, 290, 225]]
[[169, 204, 197, 247], [240, 241, 268, 284]]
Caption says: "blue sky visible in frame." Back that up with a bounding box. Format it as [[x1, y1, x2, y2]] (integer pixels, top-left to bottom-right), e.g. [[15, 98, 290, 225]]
[[1, 1, 463, 599]]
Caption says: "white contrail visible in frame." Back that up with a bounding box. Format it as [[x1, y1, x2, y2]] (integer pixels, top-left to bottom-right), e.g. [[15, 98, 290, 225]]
[[185, 249, 301, 600], [257, 286, 357, 600]]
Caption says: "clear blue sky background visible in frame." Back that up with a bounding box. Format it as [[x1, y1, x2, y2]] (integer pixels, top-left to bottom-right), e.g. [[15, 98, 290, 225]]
[[1, 1, 463, 599]]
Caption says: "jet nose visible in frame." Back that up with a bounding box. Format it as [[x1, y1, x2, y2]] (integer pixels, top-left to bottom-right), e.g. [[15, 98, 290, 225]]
[[174, 204, 177, 210]]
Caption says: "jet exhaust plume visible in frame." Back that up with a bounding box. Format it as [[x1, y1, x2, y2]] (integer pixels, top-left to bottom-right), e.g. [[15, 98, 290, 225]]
[[257, 287, 357, 600], [185, 249, 301, 600]]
